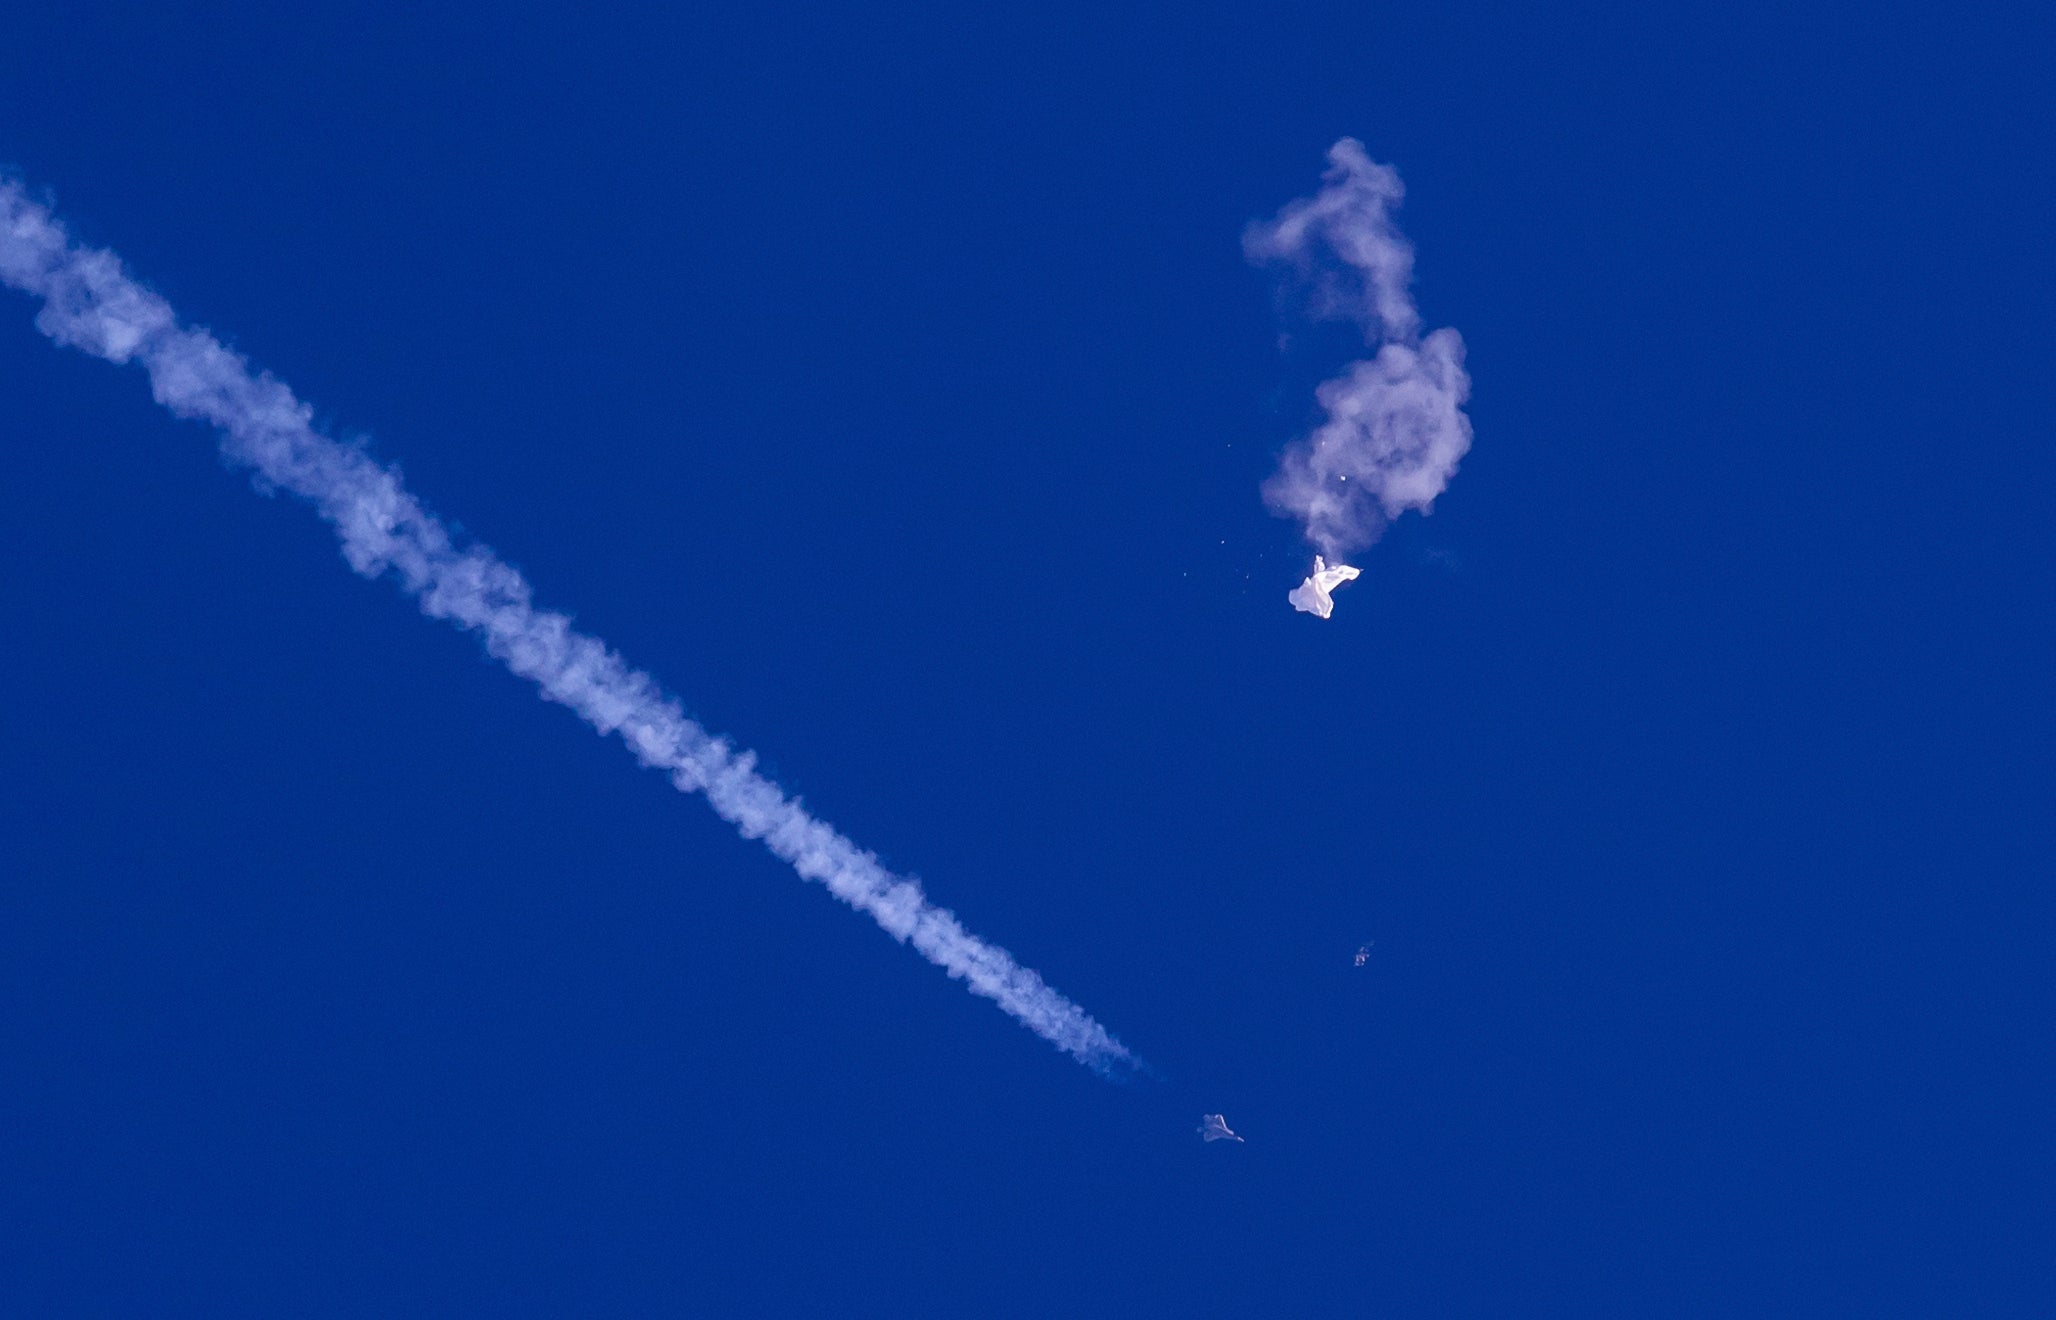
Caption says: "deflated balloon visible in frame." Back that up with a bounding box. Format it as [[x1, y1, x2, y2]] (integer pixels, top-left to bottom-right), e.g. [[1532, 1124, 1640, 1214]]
[[1287, 556, 1360, 618]]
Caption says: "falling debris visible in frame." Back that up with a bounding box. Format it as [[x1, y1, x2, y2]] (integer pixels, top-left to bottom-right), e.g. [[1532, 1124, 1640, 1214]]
[[1288, 556, 1360, 618], [1354, 943, 1372, 967], [1199, 1113, 1244, 1143]]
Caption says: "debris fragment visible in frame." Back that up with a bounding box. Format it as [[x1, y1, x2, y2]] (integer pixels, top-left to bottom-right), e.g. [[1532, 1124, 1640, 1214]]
[[1288, 556, 1360, 618]]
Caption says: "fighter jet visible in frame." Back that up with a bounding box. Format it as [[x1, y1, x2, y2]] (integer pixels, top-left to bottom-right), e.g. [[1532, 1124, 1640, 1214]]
[[1198, 1113, 1244, 1143], [1288, 556, 1361, 619]]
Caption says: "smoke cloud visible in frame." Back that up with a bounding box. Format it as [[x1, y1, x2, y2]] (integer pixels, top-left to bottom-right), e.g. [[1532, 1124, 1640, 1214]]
[[0, 178, 1136, 1077], [1247, 139, 1472, 561]]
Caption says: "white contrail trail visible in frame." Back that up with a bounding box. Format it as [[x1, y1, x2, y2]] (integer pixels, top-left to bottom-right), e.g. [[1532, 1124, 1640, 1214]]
[[1247, 138, 1472, 562], [0, 178, 1136, 1077]]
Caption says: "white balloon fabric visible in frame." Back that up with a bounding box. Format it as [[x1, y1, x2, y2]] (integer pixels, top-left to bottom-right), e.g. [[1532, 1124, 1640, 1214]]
[[1287, 556, 1360, 619]]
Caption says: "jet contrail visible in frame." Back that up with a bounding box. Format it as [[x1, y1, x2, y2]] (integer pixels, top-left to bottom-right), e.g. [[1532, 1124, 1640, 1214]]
[[0, 177, 1136, 1077], [1247, 139, 1472, 562]]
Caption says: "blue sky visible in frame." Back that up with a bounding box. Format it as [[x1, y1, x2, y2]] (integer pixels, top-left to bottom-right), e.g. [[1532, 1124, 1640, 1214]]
[[2, 2, 2049, 1314]]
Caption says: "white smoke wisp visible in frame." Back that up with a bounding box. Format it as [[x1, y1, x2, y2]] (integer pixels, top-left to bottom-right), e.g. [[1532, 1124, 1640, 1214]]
[[0, 178, 1137, 1078], [1246, 138, 1472, 562]]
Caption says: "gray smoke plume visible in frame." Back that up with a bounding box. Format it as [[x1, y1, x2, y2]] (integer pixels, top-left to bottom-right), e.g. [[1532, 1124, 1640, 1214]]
[[1247, 139, 1472, 561], [0, 177, 1136, 1077]]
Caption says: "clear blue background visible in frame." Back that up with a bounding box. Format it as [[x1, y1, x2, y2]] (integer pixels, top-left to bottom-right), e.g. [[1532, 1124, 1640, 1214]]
[[2, 2, 2049, 1313]]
